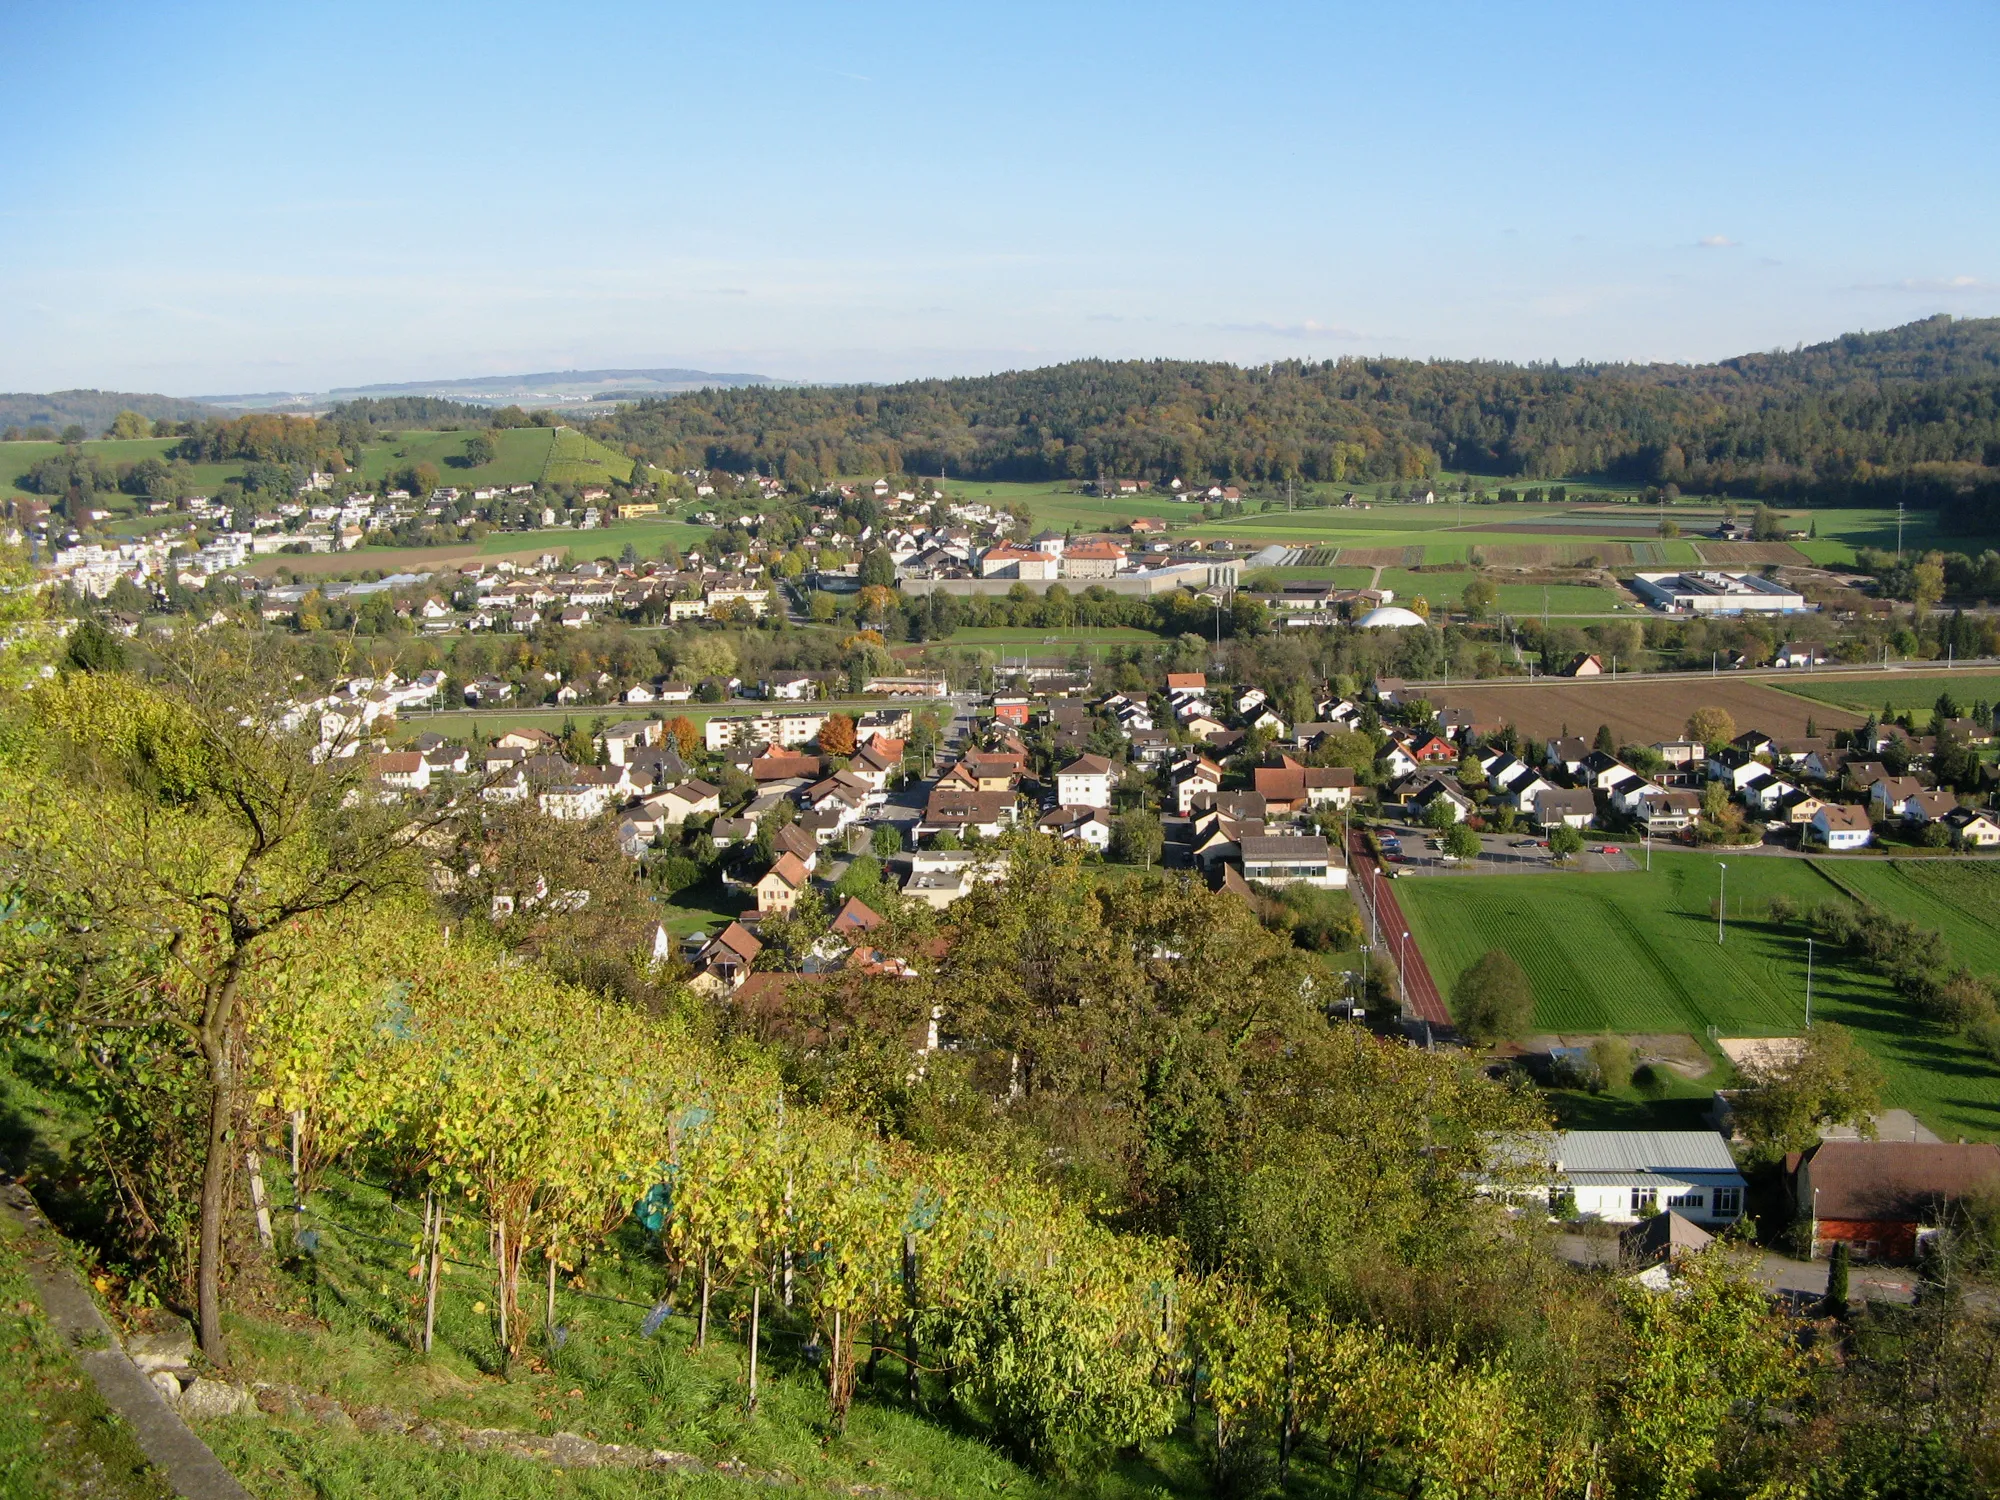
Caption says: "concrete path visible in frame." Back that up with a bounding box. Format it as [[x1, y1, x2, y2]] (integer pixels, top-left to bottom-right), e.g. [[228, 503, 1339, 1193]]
[[1, 1180, 253, 1500]]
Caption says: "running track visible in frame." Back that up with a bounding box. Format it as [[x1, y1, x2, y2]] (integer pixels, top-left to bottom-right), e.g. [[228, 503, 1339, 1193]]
[[1346, 830, 1453, 1029]]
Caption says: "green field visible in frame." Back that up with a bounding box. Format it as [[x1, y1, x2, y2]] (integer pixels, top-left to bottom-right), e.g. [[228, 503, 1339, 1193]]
[[1810, 861, 2000, 977], [1369, 569, 1630, 616], [2, 424, 640, 515], [941, 625, 1167, 653], [1773, 671, 2000, 724], [1399, 852, 2000, 1140], [0, 435, 246, 508]]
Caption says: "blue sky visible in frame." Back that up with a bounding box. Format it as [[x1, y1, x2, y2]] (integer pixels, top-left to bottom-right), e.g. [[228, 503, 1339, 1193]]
[[3, 1, 1996, 393]]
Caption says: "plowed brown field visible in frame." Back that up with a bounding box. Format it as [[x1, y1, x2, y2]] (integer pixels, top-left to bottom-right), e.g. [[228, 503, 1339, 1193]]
[[1692, 542, 1811, 566], [1430, 676, 1864, 743]]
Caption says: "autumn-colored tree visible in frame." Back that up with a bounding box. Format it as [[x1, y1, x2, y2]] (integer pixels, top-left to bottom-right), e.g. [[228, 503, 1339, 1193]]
[[820, 713, 857, 757], [1685, 705, 1736, 750], [665, 714, 700, 759]]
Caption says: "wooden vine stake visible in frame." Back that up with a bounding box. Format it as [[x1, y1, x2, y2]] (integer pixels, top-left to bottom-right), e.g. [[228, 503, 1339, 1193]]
[[545, 1249, 558, 1344], [422, 1196, 442, 1355], [697, 1246, 711, 1349], [244, 1151, 274, 1250], [902, 1233, 920, 1402], [747, 1285, 761, 1412], [495, 1218, 510, 1370]]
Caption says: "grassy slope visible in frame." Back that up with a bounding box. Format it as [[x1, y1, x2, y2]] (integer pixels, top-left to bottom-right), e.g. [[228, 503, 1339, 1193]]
[[1398, 852, 2000, 1140], [0, 1210, 175, 1499]]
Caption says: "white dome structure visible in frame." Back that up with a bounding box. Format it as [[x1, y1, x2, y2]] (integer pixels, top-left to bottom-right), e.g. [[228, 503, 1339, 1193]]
[[1355, 605, 1428, 629]]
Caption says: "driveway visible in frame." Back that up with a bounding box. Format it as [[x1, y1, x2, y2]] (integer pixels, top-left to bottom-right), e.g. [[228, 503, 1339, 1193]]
[[1555, 1234, 1918, 1306]]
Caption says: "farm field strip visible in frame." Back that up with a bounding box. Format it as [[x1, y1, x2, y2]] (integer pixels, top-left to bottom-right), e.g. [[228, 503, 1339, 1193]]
[[1408, 676, 1864, 743], [1773, 671, 2000, 718], [1398, 852, 2000, 1140]]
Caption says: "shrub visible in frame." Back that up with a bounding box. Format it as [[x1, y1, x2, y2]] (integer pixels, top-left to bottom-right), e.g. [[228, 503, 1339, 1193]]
[[1591, 1035, 1635, 1091], [1451, 950, 1534, 1043]]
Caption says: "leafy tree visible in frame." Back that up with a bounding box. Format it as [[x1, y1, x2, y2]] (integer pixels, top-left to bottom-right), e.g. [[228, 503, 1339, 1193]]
[[1451, 949, 1534, 1042], [1731, 1024, 1884, 1159], [871, 821, 904, 859], [107, 409, 153, 439], [0, 645, 431, 1360], [1590, 1034, 1634, 1091], [1548, 824, 1585, 861], [664, 714, 700, 759], [1442, 820, 1481, 861], [1423, 796, 1459, 833], [1110, 807, 1163, 867], [463, 431, 496, 467], [1685, 706, 1736, 750], [1460, 576, 1497, 619], [819, 713, 857, 757]]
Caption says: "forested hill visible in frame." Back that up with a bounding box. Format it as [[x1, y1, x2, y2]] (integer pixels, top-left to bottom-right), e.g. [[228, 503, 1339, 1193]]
[[0, 388, 222, 432], [582, 315, 2000, 527]]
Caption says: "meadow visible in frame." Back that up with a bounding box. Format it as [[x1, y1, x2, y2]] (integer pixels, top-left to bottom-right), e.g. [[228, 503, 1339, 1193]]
[[1398, 852, 2000, 1140], [1774, 671, 2000, 724]]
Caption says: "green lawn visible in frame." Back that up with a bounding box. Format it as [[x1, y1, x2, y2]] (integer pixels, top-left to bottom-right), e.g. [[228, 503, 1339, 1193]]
[[1773, 671, 2000, 724], [1398, 852, 2000, 1141]]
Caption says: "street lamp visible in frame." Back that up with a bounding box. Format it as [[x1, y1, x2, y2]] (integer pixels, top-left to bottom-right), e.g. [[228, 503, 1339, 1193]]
[[1717, 862, 1728, 944], [1399, 929, 1411, 1013]]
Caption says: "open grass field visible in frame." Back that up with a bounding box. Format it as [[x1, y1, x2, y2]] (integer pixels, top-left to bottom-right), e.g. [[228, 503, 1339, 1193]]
[[1, 435, 246, 508], [1773, 671, 2000, 724], [1425, 674, 1866, 743], [1366, 569, 1630, 616], [939, 625, 1167, 653], [246, 515, 714, 578], [1398, 852, 2000, 1140], [1809, 861, 2000, 977]]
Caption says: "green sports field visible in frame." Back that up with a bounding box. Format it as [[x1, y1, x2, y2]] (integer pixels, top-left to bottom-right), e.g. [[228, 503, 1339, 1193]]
[[1398, 852, 2000, 1140], [1773, 671, 2000, 724]]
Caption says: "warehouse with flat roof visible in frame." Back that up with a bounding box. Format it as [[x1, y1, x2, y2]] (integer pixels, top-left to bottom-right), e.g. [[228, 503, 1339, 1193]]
[[1630, 570, 1810, 615]]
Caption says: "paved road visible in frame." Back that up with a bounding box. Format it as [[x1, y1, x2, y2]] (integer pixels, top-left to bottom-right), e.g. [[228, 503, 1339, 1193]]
[[1556, 1233, 1918, 1305]]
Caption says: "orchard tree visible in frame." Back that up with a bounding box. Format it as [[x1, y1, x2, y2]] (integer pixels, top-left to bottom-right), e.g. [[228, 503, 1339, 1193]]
[[0, 637, 434, 1362]]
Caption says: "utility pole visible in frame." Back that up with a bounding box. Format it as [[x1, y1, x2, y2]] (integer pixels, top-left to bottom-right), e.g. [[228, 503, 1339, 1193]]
[[1717, 862, 1728, 944]]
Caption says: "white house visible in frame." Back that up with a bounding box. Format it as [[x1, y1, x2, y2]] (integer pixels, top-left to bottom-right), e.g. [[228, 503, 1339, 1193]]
[[1808, 803, 1873, 850], [1056, 753, 1116, 809], [1494, 1130, 1747, 1226]]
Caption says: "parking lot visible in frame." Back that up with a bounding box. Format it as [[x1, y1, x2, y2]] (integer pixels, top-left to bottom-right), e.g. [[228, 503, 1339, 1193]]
[[1373, 822, 1639, 877]]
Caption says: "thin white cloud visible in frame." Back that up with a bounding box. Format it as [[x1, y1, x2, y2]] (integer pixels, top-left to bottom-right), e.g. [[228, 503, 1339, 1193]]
[[1847, 274, 2000, 294], [1216, 319, 1368, 340], [1697, 235, 1738, 249]]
